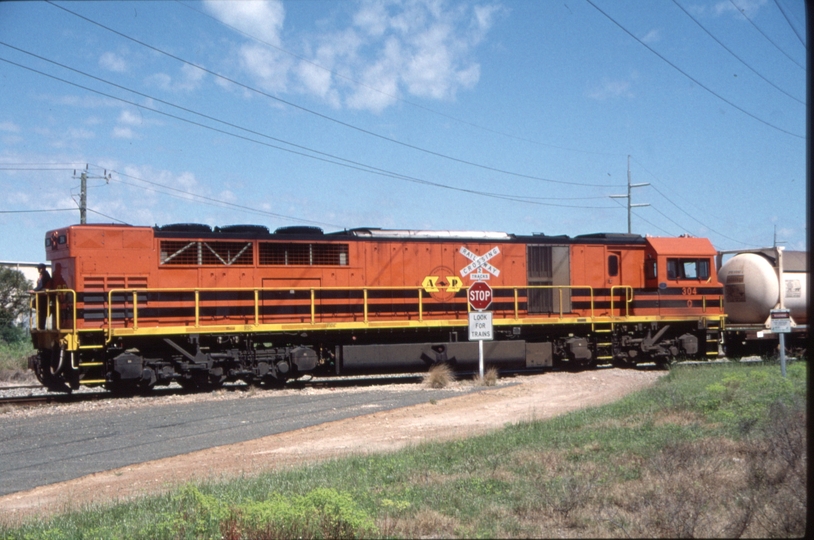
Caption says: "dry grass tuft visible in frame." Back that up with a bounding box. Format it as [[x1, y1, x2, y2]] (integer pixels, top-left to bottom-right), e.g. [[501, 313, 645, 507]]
[[378, 508, 460, 539], [473, 367, 498, 386], [423, 364, 454, 388]]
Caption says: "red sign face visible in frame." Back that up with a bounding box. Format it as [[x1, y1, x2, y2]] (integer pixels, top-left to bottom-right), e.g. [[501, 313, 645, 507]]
[[468, 281, 493, 311]]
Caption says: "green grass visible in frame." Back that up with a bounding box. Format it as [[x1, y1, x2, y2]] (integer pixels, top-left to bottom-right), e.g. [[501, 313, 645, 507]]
[[2, 360, 806, 538], [0, 339, 34, 374]]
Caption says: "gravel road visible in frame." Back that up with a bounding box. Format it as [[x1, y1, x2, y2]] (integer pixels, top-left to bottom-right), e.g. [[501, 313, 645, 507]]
[[0, 367, 665, 524], [0, 376, 480, 497]]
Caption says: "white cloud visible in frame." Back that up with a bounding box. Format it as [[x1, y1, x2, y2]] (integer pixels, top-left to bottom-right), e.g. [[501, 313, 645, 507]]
[[67, 128, 94, 140], [112, 126, 134, 139], [218, 190, 237, 203], [118, 110, 143, 126], [641, 29, 660, 44], [99, 51, 128, 73], [211, 0, 503, 112], [239, 43, 292, 92], [146, 64, 206, 92], [586, 78, 634, 100], [0, 121, 20, 133], [204, 0, 285, 45]]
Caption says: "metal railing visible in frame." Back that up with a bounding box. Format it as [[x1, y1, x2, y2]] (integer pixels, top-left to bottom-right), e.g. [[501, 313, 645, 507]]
[[29, 283, 724, 349]]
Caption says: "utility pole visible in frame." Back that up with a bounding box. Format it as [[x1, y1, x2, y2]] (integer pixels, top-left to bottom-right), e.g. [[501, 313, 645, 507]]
[[610, 155, 650, 233], [79, 170, 87, 224], [73, 165, 111, 224]]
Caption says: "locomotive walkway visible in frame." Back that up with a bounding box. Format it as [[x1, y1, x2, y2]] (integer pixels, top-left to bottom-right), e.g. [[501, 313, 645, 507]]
[[0, 384, 477, 496]]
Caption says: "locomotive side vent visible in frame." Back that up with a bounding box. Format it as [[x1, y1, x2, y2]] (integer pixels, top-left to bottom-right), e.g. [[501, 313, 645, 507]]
[[159, 240, 254, 266], [259, 242, 349, 266]]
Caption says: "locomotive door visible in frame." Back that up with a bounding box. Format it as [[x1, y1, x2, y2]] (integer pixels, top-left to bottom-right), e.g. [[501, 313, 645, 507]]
[[262, 277, 322, 323], [527, 245, 570, 314], [607, 250, 626, 316]]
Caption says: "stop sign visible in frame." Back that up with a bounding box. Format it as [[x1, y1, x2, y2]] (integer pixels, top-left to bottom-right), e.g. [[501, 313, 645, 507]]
[[468, 281, 493, 311]]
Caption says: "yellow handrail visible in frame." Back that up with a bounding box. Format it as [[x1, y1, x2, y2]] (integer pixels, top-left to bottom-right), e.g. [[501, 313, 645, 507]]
[[609, 285, 634, 318], [91, 284, 658, 340]]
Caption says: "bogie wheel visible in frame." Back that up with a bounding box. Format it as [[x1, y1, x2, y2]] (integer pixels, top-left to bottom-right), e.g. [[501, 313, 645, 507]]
[[35, 348, 71, 393]]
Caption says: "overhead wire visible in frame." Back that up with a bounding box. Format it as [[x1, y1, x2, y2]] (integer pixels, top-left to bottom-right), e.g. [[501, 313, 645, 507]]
[[584, 0, 804, 139], [772, 0, 806, 47], [608, 197, 673, 235], [86, 207, 128, 224], [0, 47, 618, 210], [45, 0, 622, 188], [629, 157, 752, 247], [670, 0, 804, 105], [103, 168, 343, 227], [175, 0, 623, 158], [0, 209, 76, 214], [728, 0, 806, 70]]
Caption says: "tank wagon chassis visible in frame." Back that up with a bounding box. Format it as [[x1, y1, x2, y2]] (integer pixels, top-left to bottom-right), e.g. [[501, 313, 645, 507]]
[[29, 286, 718, 394]]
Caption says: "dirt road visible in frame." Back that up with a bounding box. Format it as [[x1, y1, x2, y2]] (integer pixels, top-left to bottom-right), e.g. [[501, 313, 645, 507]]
[[0, 368, 663, 524]]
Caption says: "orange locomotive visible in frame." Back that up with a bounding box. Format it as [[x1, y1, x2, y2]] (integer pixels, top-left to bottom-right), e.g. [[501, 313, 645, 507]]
[[29, 223, 724, 392]]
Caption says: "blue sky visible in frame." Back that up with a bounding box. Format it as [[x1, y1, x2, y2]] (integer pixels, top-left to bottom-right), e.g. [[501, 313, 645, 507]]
[[0, 0, 806, 264]]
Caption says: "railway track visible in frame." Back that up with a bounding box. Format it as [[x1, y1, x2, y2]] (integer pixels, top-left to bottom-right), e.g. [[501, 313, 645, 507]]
[[0, 358, 783, 410]]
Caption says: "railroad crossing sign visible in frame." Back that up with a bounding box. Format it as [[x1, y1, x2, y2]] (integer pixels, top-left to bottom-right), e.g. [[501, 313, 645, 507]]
[[459, 246, 500, 281], [468, 281, 493, 311]]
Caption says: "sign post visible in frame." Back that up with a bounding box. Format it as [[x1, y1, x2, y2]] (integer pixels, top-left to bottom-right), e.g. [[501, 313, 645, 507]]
[[770, 309, 791, 377], [468, 281, 493, 378]]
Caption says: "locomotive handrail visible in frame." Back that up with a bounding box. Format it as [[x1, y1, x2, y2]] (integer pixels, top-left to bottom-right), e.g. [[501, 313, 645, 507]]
[[100, 284, 596, 340], [95, 285, 608, 342], [28, 288, 79, 348], [609, 286, 634, 318]]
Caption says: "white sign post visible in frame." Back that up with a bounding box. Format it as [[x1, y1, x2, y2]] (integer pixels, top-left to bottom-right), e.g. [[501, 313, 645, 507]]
[[461, 247, 500, 379], [468, 311, 493, 377], [770, 309, 791, 378]]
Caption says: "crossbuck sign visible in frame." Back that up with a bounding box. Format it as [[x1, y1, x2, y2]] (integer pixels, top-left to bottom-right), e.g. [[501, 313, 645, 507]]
[[459, 246, 500, 281]]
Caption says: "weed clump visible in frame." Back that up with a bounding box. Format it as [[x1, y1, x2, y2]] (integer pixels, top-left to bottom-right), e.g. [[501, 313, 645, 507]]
[[424, 364, 454, 388], [473, 367, 498, 386]]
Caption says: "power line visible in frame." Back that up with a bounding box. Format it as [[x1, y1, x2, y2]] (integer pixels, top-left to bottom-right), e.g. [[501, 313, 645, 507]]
[[728, 0, 806, 71], [608, 196, 673, 235], [0, 167, 76, 171], [176, 0, 623, 159], [0, 50, 617, 210], [632, 158, 749, 246], [0, 209, 75, 214], [45, 1, 622, 188], [671, 0, 804, 105], [103, 168, 342, 227], [85, 207, 129, 224], [584, 0, 804, 139], [773, 0, 806, 47]]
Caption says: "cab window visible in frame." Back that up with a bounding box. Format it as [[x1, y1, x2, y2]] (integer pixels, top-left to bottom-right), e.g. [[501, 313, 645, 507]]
[[666, 258, 710, 280]]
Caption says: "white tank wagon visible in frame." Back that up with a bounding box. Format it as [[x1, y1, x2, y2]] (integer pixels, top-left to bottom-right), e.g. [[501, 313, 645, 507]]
[[716, 248, 807, 356]]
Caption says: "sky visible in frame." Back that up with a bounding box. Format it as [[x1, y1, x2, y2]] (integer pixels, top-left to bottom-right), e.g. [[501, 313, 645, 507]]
[[0, 0, 807, 264]]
